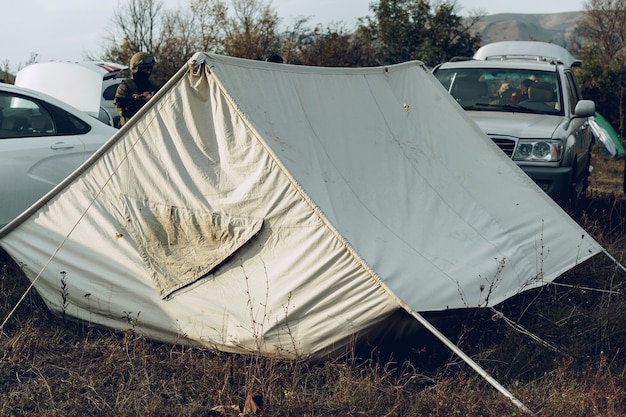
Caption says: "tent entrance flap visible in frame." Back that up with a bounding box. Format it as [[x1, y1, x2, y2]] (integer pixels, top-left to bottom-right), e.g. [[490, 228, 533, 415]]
[[122, 196, 263, 298]]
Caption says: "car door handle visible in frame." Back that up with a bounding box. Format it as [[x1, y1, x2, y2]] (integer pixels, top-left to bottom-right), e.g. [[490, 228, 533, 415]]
[[50, 142, 76, 150]]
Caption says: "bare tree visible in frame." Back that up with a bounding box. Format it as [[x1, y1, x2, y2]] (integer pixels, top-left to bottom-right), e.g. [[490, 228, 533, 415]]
[[105, 0, 164, 73], [102, 0, 380, 82], [113, 0, 164, 53], [0, 60, 12, 83], [190, 0, 229, 54], [222, 0, 281, 59], [104, 0, 280, 82], [157, 8, 200, 78], [280, 17, 313, 64]]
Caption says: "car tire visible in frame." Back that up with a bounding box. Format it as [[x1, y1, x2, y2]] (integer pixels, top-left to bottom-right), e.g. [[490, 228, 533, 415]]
[[567, 154, 591, 215]]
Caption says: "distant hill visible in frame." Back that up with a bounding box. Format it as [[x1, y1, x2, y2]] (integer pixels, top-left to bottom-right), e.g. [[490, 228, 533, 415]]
[[471, 12, 582, 48]]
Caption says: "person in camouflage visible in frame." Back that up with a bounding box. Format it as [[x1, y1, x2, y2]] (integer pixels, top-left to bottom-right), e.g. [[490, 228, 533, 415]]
[[114, 52, 158, 127]]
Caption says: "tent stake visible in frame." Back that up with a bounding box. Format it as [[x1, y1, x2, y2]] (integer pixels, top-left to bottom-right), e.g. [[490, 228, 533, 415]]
[[410, 310, 533, 414]]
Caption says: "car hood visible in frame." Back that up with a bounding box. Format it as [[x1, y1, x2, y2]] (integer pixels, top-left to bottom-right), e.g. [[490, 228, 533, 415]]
[[466, 111, 561, 139], [15, 62, 123, 117]]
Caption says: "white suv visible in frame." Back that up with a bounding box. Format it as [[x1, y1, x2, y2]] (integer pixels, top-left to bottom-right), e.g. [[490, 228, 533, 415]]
[[432, 41, 596, 206]]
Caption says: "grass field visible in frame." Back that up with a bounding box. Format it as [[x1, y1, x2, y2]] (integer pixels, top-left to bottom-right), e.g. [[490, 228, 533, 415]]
[[1, 145, 626, 416]]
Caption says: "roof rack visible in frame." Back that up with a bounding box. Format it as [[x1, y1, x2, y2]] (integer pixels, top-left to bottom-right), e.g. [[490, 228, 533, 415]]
[[473, 41, 580, 68], [482, 54, 563, 64]]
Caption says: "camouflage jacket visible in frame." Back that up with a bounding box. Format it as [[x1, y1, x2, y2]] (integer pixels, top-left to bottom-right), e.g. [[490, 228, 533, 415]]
[[113, 78, 159, 126]]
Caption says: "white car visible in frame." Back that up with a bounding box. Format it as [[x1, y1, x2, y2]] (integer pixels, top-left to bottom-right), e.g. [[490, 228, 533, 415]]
[[0, 83, 117, 227], [89, 62, 127, 128], [102, 76, 124, 128]]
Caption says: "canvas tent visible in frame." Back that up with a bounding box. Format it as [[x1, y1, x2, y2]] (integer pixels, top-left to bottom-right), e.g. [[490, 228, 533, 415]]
[[0, 53, 603, 362]]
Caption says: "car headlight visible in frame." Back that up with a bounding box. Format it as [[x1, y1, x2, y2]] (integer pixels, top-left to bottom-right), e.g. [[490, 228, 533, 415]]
[[513, 140, 562, 162]]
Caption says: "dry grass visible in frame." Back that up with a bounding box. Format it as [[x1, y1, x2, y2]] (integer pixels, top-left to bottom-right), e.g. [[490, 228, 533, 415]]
[[1, 145, 626, 416]]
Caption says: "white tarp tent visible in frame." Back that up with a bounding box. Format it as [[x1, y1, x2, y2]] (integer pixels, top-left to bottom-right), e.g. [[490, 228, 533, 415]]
[[0, 53, 602, 362]]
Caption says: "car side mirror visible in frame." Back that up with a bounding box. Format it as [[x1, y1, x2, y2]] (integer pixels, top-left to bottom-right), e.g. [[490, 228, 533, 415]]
[[573, 100, 595, 118]]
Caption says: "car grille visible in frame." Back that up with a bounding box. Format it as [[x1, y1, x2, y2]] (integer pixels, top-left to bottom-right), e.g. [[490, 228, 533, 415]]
[[490, 136, 517, 157]]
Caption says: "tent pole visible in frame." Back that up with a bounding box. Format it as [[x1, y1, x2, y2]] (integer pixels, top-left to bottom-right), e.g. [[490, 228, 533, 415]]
[[603, 248, 626, 274], [409, 310, 533, 415]]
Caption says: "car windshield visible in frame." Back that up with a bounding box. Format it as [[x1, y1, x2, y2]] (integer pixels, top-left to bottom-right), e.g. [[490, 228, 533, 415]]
[[434, 68, 563, 116]]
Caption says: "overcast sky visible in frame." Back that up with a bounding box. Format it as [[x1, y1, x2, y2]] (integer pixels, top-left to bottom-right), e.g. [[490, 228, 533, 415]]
[[1, 0, 585, 71]]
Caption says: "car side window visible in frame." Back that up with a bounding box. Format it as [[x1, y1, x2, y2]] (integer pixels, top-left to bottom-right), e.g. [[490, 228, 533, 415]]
[[0, 92, 55, 139], [103, 83, 120, 101], [564, 72, 580, 114], [46, 102, 92, 135]]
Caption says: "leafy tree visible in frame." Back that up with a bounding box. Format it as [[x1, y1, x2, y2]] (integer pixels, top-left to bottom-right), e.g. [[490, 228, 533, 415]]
[[575, 46, 626, 137], [282, 21, 378, 67], [359, 0, 482, 67], [571, 0, 626, 137], [417, 2, 482, 66]]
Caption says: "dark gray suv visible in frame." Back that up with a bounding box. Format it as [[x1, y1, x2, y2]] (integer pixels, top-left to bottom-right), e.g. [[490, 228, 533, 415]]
[[433, 41, 596, 206]]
